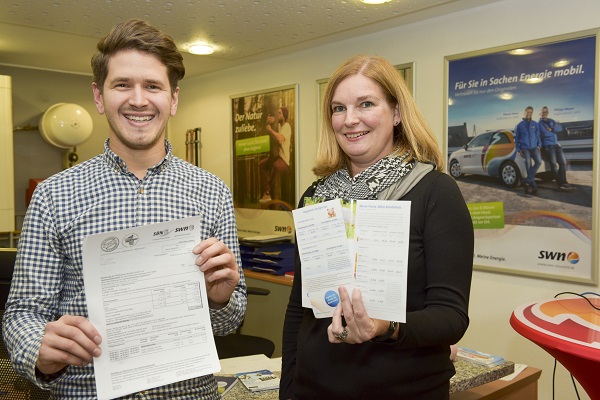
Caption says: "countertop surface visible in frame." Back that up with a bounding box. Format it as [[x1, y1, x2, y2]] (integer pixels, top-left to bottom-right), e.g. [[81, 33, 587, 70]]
[[217, 355, 515, 399]]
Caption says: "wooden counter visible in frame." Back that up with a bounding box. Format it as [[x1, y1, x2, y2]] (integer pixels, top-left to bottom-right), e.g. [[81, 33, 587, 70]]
[[450, 360, 515, 393], [450, 366, 541, 400], [219, 356, 533, 400]]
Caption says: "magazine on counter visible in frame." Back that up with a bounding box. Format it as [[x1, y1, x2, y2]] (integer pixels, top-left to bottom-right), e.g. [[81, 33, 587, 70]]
[[214, 375, 238, 396], [456, 346, 505, 367], [235, 369, 280, 392]]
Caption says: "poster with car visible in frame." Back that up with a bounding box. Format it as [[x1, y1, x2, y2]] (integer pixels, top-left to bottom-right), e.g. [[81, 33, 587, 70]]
[[231, 85, 297, 211], [445, 31, 597, 283]]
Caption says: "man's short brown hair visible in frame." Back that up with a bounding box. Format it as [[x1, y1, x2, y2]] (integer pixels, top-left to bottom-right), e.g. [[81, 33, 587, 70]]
[[91, 19, 185, 93]]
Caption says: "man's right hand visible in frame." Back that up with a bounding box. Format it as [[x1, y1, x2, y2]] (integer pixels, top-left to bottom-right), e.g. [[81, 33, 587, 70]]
[[36, 315, 102, 375]]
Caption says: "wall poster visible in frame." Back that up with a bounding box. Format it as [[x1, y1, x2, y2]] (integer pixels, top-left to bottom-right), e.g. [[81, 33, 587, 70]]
[[445, 31, 598, 284], [231, 85, 297, 211]]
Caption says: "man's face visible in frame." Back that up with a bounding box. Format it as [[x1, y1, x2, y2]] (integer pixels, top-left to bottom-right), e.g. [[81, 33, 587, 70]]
[[524, 108, 533, 121], [540, 108, 549, 119], [92, 49, 178, 152], [277, 109, 284, 124]]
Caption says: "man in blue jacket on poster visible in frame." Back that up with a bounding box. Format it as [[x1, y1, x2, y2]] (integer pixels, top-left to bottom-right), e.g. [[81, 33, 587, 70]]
[[539, 106, 572, 191], [514, 106, 542, 194]]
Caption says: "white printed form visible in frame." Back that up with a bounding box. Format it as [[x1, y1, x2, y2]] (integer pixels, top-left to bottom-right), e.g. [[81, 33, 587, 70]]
[[292, 199, 355, 318], [354, 201, 410, 322], [82, 216, 220, 400]]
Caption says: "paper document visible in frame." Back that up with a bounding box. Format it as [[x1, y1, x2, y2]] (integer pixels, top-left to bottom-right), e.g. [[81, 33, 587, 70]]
[[354, 200, 409, 321], [292, 199, 355, 317], [83, 216, 220, 400], [293, 198, 410, 321]]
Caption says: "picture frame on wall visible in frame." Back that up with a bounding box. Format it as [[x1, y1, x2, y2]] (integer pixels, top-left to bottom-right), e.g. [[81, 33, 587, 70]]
[[316, 77, 328, 140], [444, 30, 598, 284], [231, 85, 298, 211]]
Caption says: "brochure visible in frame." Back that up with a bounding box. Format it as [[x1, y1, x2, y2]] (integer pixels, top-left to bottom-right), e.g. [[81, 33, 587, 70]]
[[456, 346, 505, 367], [214, 375, 238, 396], [292, 198, 411, 321], [235, 369, 280, 392]]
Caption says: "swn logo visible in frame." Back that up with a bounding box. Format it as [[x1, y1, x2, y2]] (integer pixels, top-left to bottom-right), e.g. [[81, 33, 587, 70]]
[[175, 225, 195, 233], [274, 226, 293, 234], [538, 251, 580, 264], [153, 229, 171, 237]]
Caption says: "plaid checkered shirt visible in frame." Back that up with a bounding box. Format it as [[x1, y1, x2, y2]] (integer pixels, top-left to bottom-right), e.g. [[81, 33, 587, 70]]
[[3, 139, 247, 399]]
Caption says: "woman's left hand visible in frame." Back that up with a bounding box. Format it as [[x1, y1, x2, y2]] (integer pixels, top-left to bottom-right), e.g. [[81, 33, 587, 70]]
[[327, 286, 388, 344]]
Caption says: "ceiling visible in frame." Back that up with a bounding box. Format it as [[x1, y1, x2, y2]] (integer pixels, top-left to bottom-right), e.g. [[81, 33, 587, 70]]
[[0, 0, 498, 79]]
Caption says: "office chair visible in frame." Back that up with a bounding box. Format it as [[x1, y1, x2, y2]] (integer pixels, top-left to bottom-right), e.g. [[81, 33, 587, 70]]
[[213, 287, 276, 359], [0, 249, 16, 309], [1, 248, 51, 400]]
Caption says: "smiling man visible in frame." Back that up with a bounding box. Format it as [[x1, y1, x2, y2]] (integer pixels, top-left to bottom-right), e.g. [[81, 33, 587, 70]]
[[3, 19, 247, 399]]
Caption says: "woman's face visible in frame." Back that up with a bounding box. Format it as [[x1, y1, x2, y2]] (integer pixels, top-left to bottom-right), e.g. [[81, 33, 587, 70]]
[[331, 74, 399, 176]]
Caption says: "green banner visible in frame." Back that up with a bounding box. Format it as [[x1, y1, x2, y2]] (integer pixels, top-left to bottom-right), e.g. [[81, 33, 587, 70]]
[[236, 135, 270, 156], [467, 202, 504, 229]]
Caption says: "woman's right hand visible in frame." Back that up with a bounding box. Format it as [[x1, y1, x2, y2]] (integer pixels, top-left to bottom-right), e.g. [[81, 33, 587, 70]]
[[328, 286, 390, 344]]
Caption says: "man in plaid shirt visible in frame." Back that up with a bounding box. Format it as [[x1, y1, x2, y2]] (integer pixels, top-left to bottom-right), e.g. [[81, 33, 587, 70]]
[[3, 19, 247, 399]]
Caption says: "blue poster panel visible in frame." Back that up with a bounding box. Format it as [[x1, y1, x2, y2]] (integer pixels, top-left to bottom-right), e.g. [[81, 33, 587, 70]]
[[446, 33, 597, 283]]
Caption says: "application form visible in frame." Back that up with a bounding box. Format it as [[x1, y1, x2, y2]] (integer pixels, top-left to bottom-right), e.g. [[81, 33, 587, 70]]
[[83, 216, 219, 400]]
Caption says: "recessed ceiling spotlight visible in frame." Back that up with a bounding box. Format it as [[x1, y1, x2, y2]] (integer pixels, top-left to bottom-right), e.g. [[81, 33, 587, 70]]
[[189, 44, 214, 55], [553, 59, 569, 68], [508, 48, 533, 56], [524, 77, 543, 84], [361, 0, 391, 4]]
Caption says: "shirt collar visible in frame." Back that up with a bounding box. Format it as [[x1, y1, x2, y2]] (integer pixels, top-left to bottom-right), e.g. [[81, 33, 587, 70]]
[[102, 138, 173, 175]]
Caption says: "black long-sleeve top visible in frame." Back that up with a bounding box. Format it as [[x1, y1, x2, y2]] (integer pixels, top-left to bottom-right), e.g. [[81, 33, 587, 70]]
[[280, 170, 474, 400]]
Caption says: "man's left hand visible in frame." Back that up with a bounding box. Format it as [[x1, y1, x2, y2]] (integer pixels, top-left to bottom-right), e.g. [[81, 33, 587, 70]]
[[193, 238, 240, 307]]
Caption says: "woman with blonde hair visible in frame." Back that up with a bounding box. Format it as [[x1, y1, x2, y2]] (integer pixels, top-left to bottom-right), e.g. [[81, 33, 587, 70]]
[[280, 55, 473, 399]]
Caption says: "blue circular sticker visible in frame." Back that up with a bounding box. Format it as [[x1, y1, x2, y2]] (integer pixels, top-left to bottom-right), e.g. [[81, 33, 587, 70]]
[[324, 290, 340, 307]]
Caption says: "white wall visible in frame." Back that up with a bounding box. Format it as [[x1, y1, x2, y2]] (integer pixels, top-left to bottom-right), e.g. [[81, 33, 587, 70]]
[[169, 0, 599, 398], [0, 75, 15, 231], [2, 66, 106, 227]]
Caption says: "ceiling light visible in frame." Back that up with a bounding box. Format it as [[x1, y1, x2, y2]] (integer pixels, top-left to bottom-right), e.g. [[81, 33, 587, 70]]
[[508, 48, 533, 56], [553, 59, 569, 68], [189, 44, 214, 55], [361, 0, 391, 4], [524, 77, 543, 84]]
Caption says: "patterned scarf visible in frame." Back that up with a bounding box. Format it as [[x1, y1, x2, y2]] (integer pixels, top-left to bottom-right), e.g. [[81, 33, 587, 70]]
[[314, 150, 415, 200]]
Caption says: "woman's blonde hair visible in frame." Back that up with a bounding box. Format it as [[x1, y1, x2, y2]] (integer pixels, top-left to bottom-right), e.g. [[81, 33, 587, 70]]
[[314, 55, 443, 177]]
